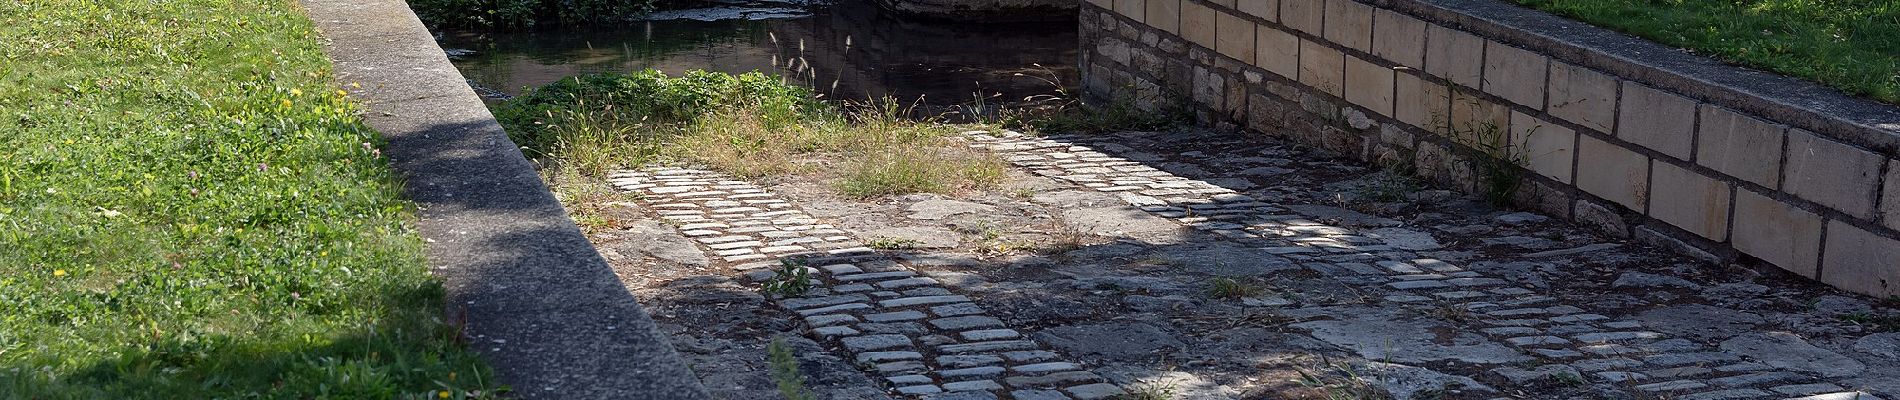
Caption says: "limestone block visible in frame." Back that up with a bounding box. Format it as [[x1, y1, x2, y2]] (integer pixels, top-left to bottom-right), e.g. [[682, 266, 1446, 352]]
[[1215, 9, 1256, 62], [1145, 0, 1181, 33], [1548, 61, 1617, 133], [1323, 0, 1374, 52], [1783, 129, 1884, 218], [1281, 0, 1324, 35], [1821, 221, 1900, 298], [1576, 135, 1650, 212], [1344, 55, 1395, 116], [1648, 161, 1733, 241], [1395, 72, 1451, 135], [1616, 82, 1696, 160], [1695, 105, 1785, 188], [1425, 24, 1484, 89], [1181, 0, 1218, 49], [1299, 39, 1344, 97], [1236, 0, 1276, 20], [1254, 25, 1299, 78], [1509, 111, 1575, 183], [1371, 9, 1427, 68], [1481, 41, 1548, 110], [1732, 189, 1824, 278]]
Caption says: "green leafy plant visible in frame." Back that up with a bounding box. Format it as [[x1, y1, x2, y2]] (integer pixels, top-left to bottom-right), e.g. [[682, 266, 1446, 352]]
[[867, 238, 925, 250], [767, 337, 817, 400], [761, 259, 814, 297]]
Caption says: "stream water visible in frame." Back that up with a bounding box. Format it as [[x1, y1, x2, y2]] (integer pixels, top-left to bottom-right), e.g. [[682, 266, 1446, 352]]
[[439, 0, 1079, 109]]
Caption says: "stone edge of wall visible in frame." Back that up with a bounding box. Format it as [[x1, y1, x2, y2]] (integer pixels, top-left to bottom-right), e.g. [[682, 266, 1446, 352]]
[[298, 0, 713, 398], [1079, 0, 1900, 298]]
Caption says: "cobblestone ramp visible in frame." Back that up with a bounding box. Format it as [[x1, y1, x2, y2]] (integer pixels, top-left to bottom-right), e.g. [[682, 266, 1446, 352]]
[[966, 131, 1881, 400], [608, 168, 1124, 400]]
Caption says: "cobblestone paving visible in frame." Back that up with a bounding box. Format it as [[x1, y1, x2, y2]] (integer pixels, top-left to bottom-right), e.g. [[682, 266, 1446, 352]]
[[609, 168, 1127, 400], [963, 130, 1888, 400], [591, 129, 1897, 399]]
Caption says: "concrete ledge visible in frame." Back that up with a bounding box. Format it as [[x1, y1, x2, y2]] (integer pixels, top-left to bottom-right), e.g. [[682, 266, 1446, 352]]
[[298, 0, 713, 398], [1376, 0, 1900, 155]]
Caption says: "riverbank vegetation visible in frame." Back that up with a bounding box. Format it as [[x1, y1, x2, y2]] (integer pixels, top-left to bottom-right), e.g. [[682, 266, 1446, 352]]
[[1511, 0, 1899, 104], [0, 1, 498, 398], [495, 70, 1007, 201], [411, 0, 694, 30]]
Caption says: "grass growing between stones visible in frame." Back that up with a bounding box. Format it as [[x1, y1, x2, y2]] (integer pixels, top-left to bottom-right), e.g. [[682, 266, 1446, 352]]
[[1509, 0, 1899, 104], [496, 70, 1004, 199], [0, 1, 498, 398]]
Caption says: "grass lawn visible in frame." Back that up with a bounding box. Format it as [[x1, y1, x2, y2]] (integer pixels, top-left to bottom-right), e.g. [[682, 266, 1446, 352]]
[[0, 0, 497, 398], [1508, 0, 1900, 104]]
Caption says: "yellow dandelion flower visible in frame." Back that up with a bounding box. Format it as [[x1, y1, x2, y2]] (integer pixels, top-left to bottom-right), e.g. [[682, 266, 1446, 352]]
[[280, 99, 293, 108], [290, 88, 303, 96], [53, 269, 66, 277], [438, 391, 450, 399]]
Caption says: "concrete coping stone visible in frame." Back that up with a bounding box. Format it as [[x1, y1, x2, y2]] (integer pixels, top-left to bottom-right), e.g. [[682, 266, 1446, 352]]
[[298, 0, 712, 398], [1368, 0, 1900, 155]]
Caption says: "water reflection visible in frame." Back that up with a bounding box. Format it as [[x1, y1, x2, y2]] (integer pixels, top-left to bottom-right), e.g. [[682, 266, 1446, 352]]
[[439, 1, 1079, 109]]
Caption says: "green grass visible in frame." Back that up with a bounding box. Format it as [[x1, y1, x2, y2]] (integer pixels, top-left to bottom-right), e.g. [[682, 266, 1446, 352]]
[[1509, 0, 1900, 104], [0, 1, 497, 398], [496, 70, 1004, 198]]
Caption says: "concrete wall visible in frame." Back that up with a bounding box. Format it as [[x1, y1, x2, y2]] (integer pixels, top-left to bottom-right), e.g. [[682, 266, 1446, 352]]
[[1079, 0, 1900, 298]]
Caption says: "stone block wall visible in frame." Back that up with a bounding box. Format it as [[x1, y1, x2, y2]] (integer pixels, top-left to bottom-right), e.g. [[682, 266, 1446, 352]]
[[1078, 0, 1900, 298]]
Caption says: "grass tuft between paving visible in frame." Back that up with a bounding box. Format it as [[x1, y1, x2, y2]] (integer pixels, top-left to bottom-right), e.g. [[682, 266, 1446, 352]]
[[1510, 0, 1899, 104], [0, 0, 498, 398]]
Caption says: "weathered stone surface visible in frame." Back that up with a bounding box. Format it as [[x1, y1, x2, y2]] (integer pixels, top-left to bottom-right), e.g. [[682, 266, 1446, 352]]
[[1036, 322, 1185, 361], [1636, 304, 1764, 341], [1820, 221, 1900, 298], [1617, 82, 1697, 160], [1647, 161, 1732, 241], [1576, 135, 1650, 212], [1696, 105, 1785, 188], [1425, 24, 1484, 89], [1162, 242, 1300, 276], [1854, 333, 1900, 359], [1510, 111, 1576, 183], [1255, 25, 1300, 78], [860, 226, 961, 249], [1292, 309, 1530, 364], [1481, 41, 1547, 109], [1323, 0, 1374, 51], [1360, 362, 1496, 400], [1280, 0, 1323, 35], [1344, 55, 1395, 116], [1180, 0, 1219, 48], [1784, 130, 1885, 218], [1215, 9, 1255, 62], [1298, 39, 1344, 97], [615, 220, 713, 267], [1395, 72, 1452, 134], [1732, 189, 1824, 277], [1489, 364, 1580, 385], [1720, 332, 1865, 378], [1884, 164, 1899, 231], [1612, 272, 1703, 290], [1547, 61, 1617, 133], [1144, 0, 1180, 34], [908, 199, 996, 220], [1236, 0, 1276, 20], [1371, 9, 1427, 67]]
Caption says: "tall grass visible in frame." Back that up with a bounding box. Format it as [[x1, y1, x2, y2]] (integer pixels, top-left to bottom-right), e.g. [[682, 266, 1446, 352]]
[[496, 70, 1005, 198]]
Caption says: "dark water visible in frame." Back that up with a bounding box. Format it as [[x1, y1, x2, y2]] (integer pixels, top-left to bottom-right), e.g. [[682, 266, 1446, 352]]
[[439, 1, 1079, 108]]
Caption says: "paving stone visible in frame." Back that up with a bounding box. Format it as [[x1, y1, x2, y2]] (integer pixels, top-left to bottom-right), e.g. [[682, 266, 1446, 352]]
[[1720, 332, 1865, 377], [865, 310, 929, 322], [939, 355, 1003, 368], [1636, 380, 1709, 392], [1010, 389, 1071, 400], [881, 295, 973, 308], [931, 303, 987, 317], [1004, 350, 1061, 363], [1772, 383, 1846, 396], [897, 385, 943, 395], [1065, 383, 1125, 400], [942, 380, 1004, 392], [857, 351, 924, 363], [876, 360, 927, 374], [1710, 371, 1804, 388], [813, 326, 860, 337], [781, 294, 871, 310], [939, 366, 1006, 380], [1489, 364, 1580, 385], [960, 329, 1022, 341], [930, 316, 1005, 331], [842, 334, 914, 352], [890, 374, 934, 385], [940, 340, 1040, 354], [1005, 371, 1103, 388]]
